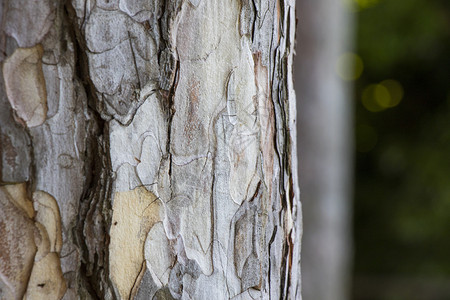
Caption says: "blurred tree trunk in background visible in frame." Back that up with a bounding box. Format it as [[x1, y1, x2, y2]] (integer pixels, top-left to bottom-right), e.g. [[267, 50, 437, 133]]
[[295, 0, 354, 299], [0, 0, 301, 299]]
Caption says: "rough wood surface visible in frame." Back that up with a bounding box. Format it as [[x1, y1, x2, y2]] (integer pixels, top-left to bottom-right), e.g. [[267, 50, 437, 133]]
[[0, 0, 301, 299]]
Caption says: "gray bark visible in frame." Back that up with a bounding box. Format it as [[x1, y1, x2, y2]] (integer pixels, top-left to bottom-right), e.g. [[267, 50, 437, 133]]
[[0, 0, 301, 299], [295, 0, 354, 299]]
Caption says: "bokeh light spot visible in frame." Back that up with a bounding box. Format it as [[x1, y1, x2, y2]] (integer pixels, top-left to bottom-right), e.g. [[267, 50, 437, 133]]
[[374, 84, 391, 108], [380, 79, 404, 107], [342, 0, 380, 12], [336, 52, 364, 81], [362, 84, 385, 112], [355, 0, 380, 9], [362, 80, 404, 112]]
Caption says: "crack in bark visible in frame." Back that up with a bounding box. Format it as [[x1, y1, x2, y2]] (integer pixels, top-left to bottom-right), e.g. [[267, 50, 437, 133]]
[[127, 31, 142, 90], [65, 2, 116, 298]]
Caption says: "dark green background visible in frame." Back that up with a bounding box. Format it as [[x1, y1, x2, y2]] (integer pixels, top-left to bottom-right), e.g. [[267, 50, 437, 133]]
[[353, 0, 450, 298]]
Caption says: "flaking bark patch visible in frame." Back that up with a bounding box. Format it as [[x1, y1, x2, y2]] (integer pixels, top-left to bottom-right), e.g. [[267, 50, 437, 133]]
[[0, 185, 37, 300], [144, 222, 175, 287], [24, 253, 66, 300], [3, 0, 55, 48], [2, 183, 34, 218], [109, 186, 162, 299], [32, 191, 63, 254], [3, 45, 48, 127], [0, 186, 66, 300], [253, 52, 275, 197]]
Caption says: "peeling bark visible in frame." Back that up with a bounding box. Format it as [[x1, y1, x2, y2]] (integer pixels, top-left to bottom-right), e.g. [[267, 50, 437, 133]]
[[0, 0, 301, 299]]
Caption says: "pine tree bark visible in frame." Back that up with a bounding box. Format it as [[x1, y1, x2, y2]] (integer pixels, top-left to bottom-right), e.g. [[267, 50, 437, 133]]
[[0, 0, 301, 299]]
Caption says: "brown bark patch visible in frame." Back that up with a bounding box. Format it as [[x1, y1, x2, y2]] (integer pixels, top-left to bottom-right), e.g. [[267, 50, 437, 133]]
[[0, 133, 18, 171]]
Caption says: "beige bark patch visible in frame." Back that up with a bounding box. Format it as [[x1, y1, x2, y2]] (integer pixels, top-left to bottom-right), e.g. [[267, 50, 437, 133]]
[[3, 183, 34, 218], [109, 187, 162, 299], [26, 192, 65, 299], [33, 191, 63, 253], [24, 252, 67, 300], [3, 45, 48, 127], [0, 185, 37, 300], [33, 222, 51, 262], [0, 185, 66, 300]]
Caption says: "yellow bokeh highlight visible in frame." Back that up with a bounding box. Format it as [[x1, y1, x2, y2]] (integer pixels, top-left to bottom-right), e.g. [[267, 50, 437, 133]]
[[380, 79, 404, 107], [355, 0, 380, 9], [374, 84, 391, 108], [362, 84, 384, 112], [336, 52, 364, 81], [342, 0, 380, 12], [362, 80, 404, 112]]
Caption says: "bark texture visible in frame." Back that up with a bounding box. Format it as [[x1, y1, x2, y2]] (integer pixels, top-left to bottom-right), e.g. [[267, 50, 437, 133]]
[[0, 0, 301, 299]]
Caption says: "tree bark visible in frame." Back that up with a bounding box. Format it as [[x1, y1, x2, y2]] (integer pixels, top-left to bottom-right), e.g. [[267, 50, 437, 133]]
[[0, 0, 301, 299]]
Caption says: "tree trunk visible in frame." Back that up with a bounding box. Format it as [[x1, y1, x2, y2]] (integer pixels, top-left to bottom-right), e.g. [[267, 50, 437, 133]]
[[295, 0, 354, 299], [0, 0, 300, 299]]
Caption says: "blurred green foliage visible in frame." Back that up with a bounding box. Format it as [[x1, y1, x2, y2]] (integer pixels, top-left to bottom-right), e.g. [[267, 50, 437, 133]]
[[353, 0, 450, 298]]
